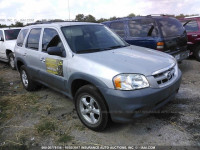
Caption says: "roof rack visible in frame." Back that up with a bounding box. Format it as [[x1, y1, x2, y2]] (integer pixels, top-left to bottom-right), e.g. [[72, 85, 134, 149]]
[[185, 16, 200, 19]]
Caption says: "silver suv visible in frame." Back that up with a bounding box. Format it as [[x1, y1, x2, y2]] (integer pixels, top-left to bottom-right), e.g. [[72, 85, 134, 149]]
[[14, 22, 182, 131]]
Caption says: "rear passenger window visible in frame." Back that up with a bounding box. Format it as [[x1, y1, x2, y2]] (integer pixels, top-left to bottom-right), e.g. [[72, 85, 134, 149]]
[[184, 21, 199, 32], [42, 28, 63, 52], [110, 22, 125, 37], [128, 19, 157, 37], [17, 29, 28, 47], [0, 30, 4, 40], [26, 28, 41, 50]]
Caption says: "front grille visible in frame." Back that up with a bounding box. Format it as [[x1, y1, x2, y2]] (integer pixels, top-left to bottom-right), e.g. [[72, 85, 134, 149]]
[[153, 65, 176, 86]]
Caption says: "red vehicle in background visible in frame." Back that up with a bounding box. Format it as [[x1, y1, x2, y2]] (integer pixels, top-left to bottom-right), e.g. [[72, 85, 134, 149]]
[[179, 16, 200, 61]]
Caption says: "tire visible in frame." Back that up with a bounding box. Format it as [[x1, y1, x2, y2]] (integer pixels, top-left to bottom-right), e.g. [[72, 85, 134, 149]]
[[20, 65, 38, 91], [75, 85, 109, 131], [194, 45, 200, 61], [8, 53, 16, 70]]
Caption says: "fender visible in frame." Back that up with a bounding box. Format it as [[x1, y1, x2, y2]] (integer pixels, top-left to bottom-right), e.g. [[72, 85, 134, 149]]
[[68, 72, 109, 97]]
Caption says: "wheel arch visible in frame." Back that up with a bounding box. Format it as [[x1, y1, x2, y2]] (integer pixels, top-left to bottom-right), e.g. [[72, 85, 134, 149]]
[[16, 58, 27, 72]]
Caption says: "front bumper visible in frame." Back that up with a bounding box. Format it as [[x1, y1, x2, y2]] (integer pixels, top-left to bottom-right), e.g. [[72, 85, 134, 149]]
[[99, 69, 182, 123]]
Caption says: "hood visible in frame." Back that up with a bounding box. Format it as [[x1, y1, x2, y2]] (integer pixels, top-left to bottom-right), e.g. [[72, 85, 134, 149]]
[[76, 45, 175, 76]]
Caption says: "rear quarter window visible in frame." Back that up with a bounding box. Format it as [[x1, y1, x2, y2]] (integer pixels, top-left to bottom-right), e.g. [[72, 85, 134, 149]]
[[26, 28, 41, 50], [110, 22, 125, 37], [157, 18, 185, 37], [17, 29, 28, 47], [128, 19, 158, 37]]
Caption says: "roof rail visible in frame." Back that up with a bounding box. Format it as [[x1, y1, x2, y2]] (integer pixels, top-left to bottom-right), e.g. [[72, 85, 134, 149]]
[[185, 16, 200, 19], [147, 14, 175, 17], [25, 20, 76, 26]]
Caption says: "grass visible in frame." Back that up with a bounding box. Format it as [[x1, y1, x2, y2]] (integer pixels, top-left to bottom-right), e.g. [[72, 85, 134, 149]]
[[36, 119, 57, 135], [58, 134, 73, 143]]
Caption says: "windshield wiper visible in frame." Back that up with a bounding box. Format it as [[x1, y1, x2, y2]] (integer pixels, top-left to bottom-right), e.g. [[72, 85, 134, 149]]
[[105, 45, 129, 50], [76, 45, 130, 53], [76, 48, 102, 54]]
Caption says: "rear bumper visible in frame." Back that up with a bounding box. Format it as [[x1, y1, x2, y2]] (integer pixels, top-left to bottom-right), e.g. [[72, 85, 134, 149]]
[[170, 50, 190, 62], [99, 70, 182, 123]]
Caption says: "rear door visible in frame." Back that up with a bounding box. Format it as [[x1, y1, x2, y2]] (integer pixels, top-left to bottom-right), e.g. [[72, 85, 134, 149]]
[[156, 18, 187, 54], [39, 27, 67, 91], [15, 28, 29, 65], [126, 19, 159, 49]]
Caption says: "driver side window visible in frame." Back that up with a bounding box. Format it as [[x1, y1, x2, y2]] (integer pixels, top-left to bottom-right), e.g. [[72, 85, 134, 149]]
[[42, 28, 64, 52]]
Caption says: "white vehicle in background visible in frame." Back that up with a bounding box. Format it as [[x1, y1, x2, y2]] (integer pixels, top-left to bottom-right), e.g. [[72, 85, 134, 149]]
[[0, 28, 21, 69]]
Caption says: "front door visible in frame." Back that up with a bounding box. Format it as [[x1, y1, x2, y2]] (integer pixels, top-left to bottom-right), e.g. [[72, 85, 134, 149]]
[[39, 27, 67, 92]]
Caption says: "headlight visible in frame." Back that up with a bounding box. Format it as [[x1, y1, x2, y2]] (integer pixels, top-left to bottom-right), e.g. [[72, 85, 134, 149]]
[[113, 74, 149, 90]]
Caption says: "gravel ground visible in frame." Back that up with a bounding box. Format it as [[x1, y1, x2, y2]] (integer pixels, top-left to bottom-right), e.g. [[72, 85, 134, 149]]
[[0, 59, 199, 150]]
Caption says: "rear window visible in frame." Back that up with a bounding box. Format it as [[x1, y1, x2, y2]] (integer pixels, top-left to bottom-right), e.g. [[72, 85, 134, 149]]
[[182, 20, 199, 32], [4, 29, 21, 40], [17, 29, 28, 47], [128, 19, 158, 37], [26, 28, 41, 50], [110, 22, 125, 37], [157, 18, 185, 37]]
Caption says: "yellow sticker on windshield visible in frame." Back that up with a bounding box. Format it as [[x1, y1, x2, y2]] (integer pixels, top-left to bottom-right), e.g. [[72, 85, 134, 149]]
[[45, 58, 63, 76]]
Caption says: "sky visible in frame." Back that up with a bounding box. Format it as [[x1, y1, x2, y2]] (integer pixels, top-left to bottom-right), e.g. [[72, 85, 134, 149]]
[[0, 0, 199, 25]]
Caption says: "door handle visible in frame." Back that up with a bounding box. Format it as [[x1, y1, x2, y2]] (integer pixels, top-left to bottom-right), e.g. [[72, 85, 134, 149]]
[[22, 53, 27, 56]]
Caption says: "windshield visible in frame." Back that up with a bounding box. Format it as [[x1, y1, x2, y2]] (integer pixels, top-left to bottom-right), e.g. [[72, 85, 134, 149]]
[[61, 25, 128, 53], [157, 18, 185, 37], [4, 29, 21, 40]]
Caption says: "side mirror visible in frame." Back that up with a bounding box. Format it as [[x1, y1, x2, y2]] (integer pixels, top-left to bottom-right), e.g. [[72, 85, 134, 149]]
[[0, 37, 4, 41], [47, 46, 63, 56]]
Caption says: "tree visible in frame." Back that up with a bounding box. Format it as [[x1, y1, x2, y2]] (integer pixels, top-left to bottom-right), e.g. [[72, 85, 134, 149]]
[[84, 15, 96, 22], [0, 24, 7, 27], [109, 16, 117, 21], [13, 21, 23, 27], [75, 14, 85, 21], [127, 13, 136, 17], [97, 18, 108, 23]]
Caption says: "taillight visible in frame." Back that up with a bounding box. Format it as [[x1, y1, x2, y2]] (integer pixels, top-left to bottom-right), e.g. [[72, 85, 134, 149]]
[[157, 42, 164, 51]]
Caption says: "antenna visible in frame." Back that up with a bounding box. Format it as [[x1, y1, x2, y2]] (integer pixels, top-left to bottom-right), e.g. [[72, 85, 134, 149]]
[[68, 0, 71, 21]]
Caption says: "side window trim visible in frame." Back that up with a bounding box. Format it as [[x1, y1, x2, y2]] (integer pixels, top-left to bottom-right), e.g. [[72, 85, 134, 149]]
[[25, 28, 42, 51]]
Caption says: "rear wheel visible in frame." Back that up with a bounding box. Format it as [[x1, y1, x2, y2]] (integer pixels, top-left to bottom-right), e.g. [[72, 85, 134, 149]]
[[8, 53, 15, 70], [75, 85, 109, 131], [194, 45, 200, 61], [20, 65, 38, 91]]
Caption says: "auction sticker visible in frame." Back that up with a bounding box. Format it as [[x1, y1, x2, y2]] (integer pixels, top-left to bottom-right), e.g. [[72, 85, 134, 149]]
[[45, 58, 63, 76]]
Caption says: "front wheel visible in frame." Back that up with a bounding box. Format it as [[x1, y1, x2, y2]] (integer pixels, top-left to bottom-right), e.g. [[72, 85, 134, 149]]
[[8, 53, 16, 70], [75, 85, 109, 131]]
